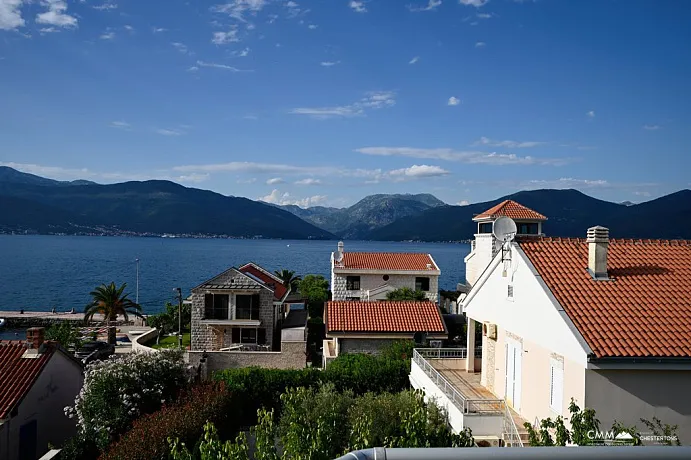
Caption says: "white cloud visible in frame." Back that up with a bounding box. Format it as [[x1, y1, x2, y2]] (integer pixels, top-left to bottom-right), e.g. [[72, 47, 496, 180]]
[[39, 26, 59, 33], [171, 42, 191, 54], [295, 178, 322, 185], [587, 110, 595, 118], [320, 60, 340, 67], [408, 0, 442, 12], [109, 121, 131, 129], [196, 60, 251, 72], [124, 24, 134, 32], [36, 0, 77, 28], [476, 12, 491, 18], [473, 136, 545, 148], [155, 128, 184, 136], [349, 1, 367, 13], [174, 161, 336, 175], [152, 27, 167, 33], [459, 0, 488, 6], [100, 31, 115, 40], [308, 24, 318, 29], [643, 124, 659, 130], [447, 96, 461, 106], [475, 41, 486, 48], [291, 91, 395, 119], [212, 29, 239, 44], [187, 66, 199, 72], [237, 177, 257, 184], [0, 0, 25, 30], [243, 114, 258, 120], [260, 189, 329, 208], [356, 146, 574, 166], [211, 0, 267, 21], [457, 200, 470, 206], [388, 165, 450, 179], [93, 2, 117, 10], [267, 177, 284, 185], [232, 47, 250, 57], [409, 56, 419, 64]]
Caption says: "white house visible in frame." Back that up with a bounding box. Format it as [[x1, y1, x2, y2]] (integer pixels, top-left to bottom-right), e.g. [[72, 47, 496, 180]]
[[460, 202, 691, 444], [0, 328, 84, 460], [330, 242, 441, 302]]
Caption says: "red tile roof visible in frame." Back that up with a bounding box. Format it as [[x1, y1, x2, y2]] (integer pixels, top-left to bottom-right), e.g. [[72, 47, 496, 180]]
[[337, 253, 439, 271], [0, 341, 55, 419], [475, 200, 547, 221], [326, 301, 446, 333], [520, 238, 691, 359], [239, 263, 288, 301]]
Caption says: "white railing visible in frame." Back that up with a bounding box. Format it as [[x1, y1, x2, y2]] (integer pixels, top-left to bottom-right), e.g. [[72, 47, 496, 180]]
[[415, 347, 482, 360], [502, 401, 524, 447]]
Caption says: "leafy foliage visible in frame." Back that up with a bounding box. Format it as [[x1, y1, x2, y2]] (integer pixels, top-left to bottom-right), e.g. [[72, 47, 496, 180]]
[[322, 353, 410, 394], [385, 287, 428, 301], [146, 302, 192, 343], [100, 382, 235, 460], [65, 349, 188, 452], [85, 282, 143, 344], [170, 421, 250, 460], [275, 269, 302, 292], [45, 322, 83, 350], [298, 275, 329, 317], [639, 417, 681, 446]]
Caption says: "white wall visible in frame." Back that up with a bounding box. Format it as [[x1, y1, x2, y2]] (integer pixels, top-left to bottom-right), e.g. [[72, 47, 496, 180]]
[[0, 351, 83, 460], [332, 273, 439, 302], [465, 234, 499, 287]]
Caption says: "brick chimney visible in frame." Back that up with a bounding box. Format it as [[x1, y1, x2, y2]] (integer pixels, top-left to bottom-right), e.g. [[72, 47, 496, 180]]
[[587, 226, 609, 280], [26, 327, 46, 349]]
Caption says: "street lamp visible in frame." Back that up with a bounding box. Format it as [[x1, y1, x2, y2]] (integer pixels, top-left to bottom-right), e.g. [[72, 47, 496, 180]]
[[174, 287, 182, 349]]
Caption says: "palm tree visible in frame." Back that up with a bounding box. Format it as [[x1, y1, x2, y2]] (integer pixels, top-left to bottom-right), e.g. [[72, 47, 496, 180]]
[[274, 269, 302, 292], [85, 282, 143, 344]]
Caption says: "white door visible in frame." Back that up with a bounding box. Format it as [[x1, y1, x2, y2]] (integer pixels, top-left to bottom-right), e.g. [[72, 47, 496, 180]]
[[505, 341, 522, 412]]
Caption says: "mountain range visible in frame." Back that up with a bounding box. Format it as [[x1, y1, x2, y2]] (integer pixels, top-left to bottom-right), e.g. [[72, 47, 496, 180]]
[[1, 166, 689, 241]]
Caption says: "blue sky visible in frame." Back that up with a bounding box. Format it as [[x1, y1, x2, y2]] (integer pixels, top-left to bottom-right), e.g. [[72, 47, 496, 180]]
[[1, 0, 689, 208]]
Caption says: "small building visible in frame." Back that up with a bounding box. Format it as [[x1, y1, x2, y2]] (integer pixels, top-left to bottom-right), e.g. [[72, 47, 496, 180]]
[[323, 300, 447, 366], [0, 328, 83, 460], [330, 241, 441, 302]]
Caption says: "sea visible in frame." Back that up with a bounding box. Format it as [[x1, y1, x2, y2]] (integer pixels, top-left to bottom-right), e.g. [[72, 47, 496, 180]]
[[0, 235, 470, 322]]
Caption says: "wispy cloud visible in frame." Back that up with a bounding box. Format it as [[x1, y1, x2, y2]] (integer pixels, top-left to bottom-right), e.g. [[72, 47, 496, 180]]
[[237, 177, 257, 184], [0, 0, 25, 30], [587, 110, 595, 118], [211, 0, 267, 21], [643, 124, 659, 130], [266, 177, 284, 185], [388, 165, 450, 179], [232, 47, 250, 57], [152, 26, 167, 33], [243, 114, 258, 120], [473, 137, 545, 148], [476, 12, 492, 18], [291, 91, 395, 119], [457, 200, 470, 206], [171, 42, 192, 54], [173, 162, 336, 175], [459, 0, 488, 7], [320, 60, 340, 67], [92, 2, 117, 11], [155, 128, 185, 136], [409, 56, 419, 64], [196, 60, 252, 72], [356, 146, 574, 166], [349, 1, 367, 13], [295, 178, 322, 185], [408, 0, 442, 12], [308, 24, 318, 29], [187, 66, 199, 72], [212, 29, 239, 44], [447, 96, 461, 106], [109, 121, 131, 130], [475, 41, 486, 48], [100, 31, 115, 40], [124, 24, 134, 33], [39, 26, 59, 33], [36, 0, 77, 29], [260, 189, 329, 208]]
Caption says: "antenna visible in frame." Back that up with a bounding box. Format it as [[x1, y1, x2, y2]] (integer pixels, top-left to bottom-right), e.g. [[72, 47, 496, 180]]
[[493, 217, 517, 277]]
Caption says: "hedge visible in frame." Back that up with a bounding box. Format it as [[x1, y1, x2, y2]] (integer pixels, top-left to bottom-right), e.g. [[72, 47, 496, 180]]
[[99, 382, 235, 460]]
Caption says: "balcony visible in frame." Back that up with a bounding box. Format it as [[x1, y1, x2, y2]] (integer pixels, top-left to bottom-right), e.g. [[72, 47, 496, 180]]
[[410, 348, 526, 447]]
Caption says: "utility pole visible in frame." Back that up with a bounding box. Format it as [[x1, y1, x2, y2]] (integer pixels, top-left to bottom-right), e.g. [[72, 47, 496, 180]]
[[135, 258, 140, 305], [174, 287, 182, 349]]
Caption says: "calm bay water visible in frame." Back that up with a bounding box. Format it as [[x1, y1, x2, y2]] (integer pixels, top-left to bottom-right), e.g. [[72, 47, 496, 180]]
[[0, 235, 469, 316]]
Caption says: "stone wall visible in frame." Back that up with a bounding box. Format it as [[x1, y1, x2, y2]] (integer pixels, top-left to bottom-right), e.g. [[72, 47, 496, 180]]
[[338, 337, 396, 355], [189, 341, 306, 374], [331, 273, 439, 302]]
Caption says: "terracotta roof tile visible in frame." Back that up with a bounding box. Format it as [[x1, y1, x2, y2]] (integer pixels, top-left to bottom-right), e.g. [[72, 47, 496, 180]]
[[337, 253, 439, 271], [239, 263, 288, 301], [475, 200, 547, 221], [520, 238, 691, 359], [0, 341, 55, 419], [326, 301, 446, 333]]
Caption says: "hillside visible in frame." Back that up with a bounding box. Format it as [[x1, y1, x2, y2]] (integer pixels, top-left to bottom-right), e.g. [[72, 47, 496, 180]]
[[365, 189, 691, 241], [277, 193, 446, 238], [0, 168, 335, 239]]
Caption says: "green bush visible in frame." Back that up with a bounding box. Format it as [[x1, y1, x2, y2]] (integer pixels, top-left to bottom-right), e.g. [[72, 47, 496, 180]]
[[323, 353, 410, 394]]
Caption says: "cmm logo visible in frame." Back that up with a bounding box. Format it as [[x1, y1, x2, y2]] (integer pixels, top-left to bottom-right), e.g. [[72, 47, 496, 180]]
[[587, 430, 636, 445]]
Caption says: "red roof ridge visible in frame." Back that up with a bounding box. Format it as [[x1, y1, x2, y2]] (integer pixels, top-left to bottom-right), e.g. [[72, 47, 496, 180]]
[[475, 199, 547, 221], [326, 300, 446, 334]]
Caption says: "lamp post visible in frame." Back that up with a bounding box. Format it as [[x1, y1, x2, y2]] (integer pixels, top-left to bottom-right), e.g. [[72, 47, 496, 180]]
[[174, 287, 182, 349], [135, 258, 140, 305]]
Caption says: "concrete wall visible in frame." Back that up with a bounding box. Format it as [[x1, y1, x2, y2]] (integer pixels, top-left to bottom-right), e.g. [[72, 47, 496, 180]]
[[132, 328, 159, 353], [281, 327, 306, 343], [0, 352, 83, 460], [585, 369, 691, 444], [331, 271, 439, 302], [338, 338, 397, 355], [188, 341, 306, 373]]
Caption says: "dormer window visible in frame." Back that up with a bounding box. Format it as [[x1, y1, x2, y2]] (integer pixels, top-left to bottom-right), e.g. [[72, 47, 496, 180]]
[[478, 222, 493, 234], [517, 223, 539, 235]]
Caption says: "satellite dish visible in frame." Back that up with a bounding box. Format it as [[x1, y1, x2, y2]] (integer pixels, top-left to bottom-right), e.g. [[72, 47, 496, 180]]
[[492, 216, 517, 242]]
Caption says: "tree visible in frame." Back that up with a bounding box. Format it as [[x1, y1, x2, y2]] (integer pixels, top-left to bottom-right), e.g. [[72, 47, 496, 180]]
[[275, 269, 302, 292], [85, 282, 144, 344], [298, 275, 329, 318], [146, 302, 191, 343], [45, 322, 83, 351], [386, 287, 427, 301]]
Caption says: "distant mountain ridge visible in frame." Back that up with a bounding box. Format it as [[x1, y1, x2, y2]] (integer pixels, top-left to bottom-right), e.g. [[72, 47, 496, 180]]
[[275, 193, 446, 238], [0, 167, 334, 239], [0, 166, 97, 187]]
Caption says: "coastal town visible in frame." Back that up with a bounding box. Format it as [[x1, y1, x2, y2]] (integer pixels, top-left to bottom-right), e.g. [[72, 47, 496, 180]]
[[1, 200, 690, 459]]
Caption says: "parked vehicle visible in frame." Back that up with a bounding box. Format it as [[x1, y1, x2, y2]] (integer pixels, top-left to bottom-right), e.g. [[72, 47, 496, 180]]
[[74, 341, 115, 364]]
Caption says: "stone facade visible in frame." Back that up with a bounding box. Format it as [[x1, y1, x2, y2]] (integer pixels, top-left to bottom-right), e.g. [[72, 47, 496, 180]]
[[191, 269, 278, 352], [189, 341, 306, 374], [331, 272, 439, 302]]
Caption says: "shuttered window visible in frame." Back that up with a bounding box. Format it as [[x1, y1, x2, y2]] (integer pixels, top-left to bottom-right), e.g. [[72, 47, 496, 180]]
[[550, 359, 564, 414]]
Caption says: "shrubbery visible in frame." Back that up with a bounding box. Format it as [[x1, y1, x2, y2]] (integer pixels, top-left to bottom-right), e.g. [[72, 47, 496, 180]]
[[100, 382, 235, 460]]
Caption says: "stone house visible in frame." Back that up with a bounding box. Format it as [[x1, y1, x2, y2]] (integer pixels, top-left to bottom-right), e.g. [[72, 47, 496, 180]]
[[330, 242, 441, 302]]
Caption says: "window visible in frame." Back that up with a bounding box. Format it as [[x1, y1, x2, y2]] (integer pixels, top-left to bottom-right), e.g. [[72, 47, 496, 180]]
[[382, 274, 389, 281], [346, 276, 361, 290], [204, 294, 229, 320], [415, 277, 430, 291], [231, 328, 263, 344], [478, 222, 493, 234], [517, 222, 539, 235], [550, 359, 564, 414], [508, 285, 514, 299], [236, 294, 260, 320], [345, 296, 360, 301]]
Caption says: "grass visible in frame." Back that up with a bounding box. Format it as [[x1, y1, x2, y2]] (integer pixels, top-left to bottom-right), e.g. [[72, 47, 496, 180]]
[[151, 332, 191, 350]]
